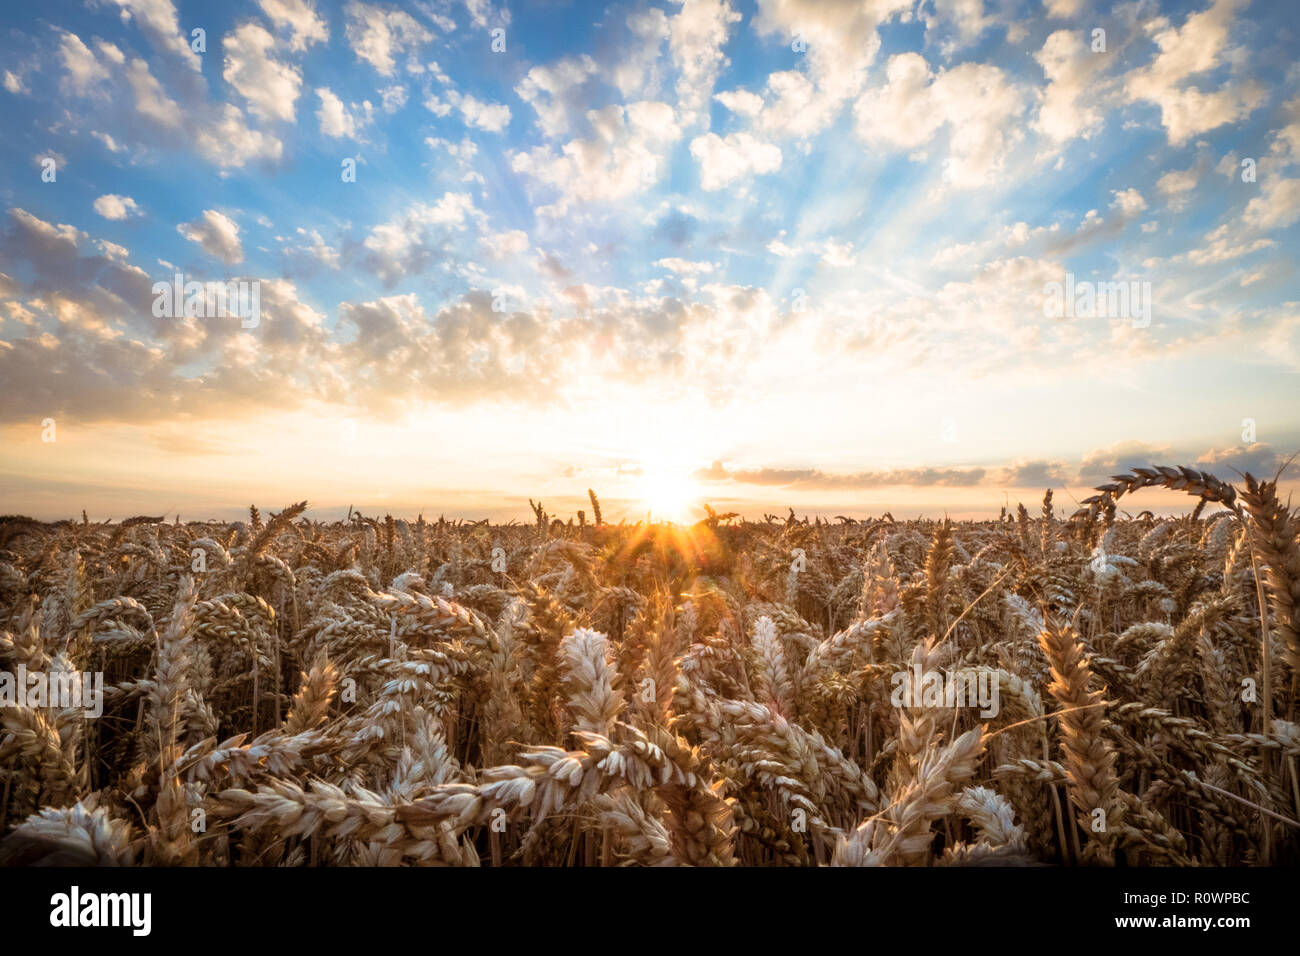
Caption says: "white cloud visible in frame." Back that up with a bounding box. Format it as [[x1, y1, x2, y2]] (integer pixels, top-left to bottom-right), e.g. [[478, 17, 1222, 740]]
[[668, 0, 741, 123], [106, 0, 200, 67], [925, 0, 994, 47], [223, 21, 302, 123], [1044, 0, 1083, 15], [1181, 223, 1273, 264], [344, 0, 433, 76], [177, 210, 244, 264], [196, 104, 284, 168], [752, 0, 910, 102], [58, 31, 112, 96], [93, 194, 141, 220], [361, 193, 477, 283], [714, 88, 764, 118], [483, 230, 529, 258], [1123, 0, 1263, 145], [1157, 166, 1198, 197], [689, 131, 781, 190], [125, 57, 181, 128], [512, 102, 682, 215], [515, 55, 599, 138], [1242, 176, 1300, 232], [379, 84, 408, 113], [1110, 188, 1147, 216], [446, 89, 511, 132], [610, 7, 669, 100], [315, 87, 372, 139], [655, 257, 714, 275], [289, 227, 340, 268], [854, 53, 1025, 188], [1034, 29, 1108, 143], [257, 0, 329, 51]]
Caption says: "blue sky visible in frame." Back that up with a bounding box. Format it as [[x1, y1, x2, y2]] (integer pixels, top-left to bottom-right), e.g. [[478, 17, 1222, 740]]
[[0, 0, 1298, 521]]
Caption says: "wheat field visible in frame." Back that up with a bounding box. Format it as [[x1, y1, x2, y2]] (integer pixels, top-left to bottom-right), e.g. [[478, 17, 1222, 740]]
[[0, 468, 1296, 867]]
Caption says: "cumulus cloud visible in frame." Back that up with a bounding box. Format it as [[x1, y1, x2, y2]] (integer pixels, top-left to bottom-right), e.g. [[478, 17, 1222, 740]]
[[196, 103, 284, 168], [998, 459, 1071, 487], [93, 194, 141, 220], [668, 0, 741, 122], [854, 53, 1026, 188], [1077, 441, 1173, 483], [360, 193, 477, 284], [1156, 163, 1199, 207], [177, 210, 244, 264], [1196, 442, 1286, 481], [1034, 28, 1110, 143], [105, 0, 200, 67], [54, 26, 283, 171], [344, 0, 433, 76], [257, 0, 329, 51], [444, 89, 511, 132], [1242, 175, 1300, 232], [689, 131, 781, 190], [515, 55, 600, 138], [223, 21, 302, 123], [1123, 0, 1264, 146], [511, 102, 681, 215], [315, 87, 372, 138], [753, 0, 909, 102]]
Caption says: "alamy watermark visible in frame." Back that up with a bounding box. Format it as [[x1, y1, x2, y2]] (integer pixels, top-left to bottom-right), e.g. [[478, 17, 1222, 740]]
[[890, 664, 1000, 718], [50, 886, 151, 936], [1, 665, 103, 717], [152, 273, 260, 328], [1042, 272, 1150, 328]]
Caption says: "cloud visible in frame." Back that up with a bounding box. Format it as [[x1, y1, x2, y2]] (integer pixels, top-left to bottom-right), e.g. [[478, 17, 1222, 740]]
[[177, 210, 244, 264], [257, 0, 329, 51], [655, 258, 714, 276], [695, 461, 987, 488], [997, 459, 1071, 487], [1034, 28, 1110, 143], [105, 0, 200, 67], [223, 21, 302, 123], [668, 0, 741, 122], [1242, 175, 1300, 231], [315, 87, 372, 139], [54, 27, 282, 171], [6, 209, 86, 271], [1196, 442, 1286, 481], [360, 193, 476, 284], [752, 0, 909, 102], [344, 0, 434, 76], [1156, 163, 1199, 206], [1110, 188, 1147, 216], [57, 31, 113, 95], [689, 131, 781, 190], [511, 102, 681, 215], [853, 52, 1026, 188], [445, 89, 511, 132], [1180, 223, 1273, 265], [195, 104, 284, 168], [1077, 441, 1173, 483], [93, 194, 141, 220], [1123, 0, 1264, 146], [515, 55, 599, 138]]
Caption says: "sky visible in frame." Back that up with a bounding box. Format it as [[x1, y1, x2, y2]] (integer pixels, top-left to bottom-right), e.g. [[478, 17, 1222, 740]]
[[0, 0, 1297, 523]]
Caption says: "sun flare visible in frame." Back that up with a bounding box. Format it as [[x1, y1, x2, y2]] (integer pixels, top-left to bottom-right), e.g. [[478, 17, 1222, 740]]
[[636, 467, 699, 523]]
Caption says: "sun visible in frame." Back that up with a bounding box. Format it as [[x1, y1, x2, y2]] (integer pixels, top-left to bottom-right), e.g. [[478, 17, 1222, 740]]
[[636, 466, 699, 523]]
